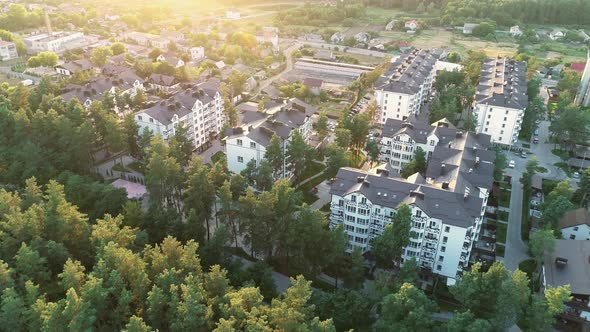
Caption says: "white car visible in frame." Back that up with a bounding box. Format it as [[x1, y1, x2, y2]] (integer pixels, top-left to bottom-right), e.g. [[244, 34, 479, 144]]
[[508, 160, 515, 168]]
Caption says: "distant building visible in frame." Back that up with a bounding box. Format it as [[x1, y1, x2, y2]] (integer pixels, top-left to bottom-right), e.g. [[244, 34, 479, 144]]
[[226, 10, 241, 20], [405, 20, 418, 31], [549, 29, 565, 40], [255, 27, 279, 51], [135, 80, 225, 151], [55, 59, 95, 76], [24, 32, 86, 54], [302, 77, 324, 95], [0, 40, 18, 61], [473, 58, 527, 146], [575, 49, 590, 107], [463, 23, 478, 35], [559, 208, 590, 240], [385, 19, 398, 31], [160, 31, 185, 43], [331, 32, 345, 44], [147, 73, 179, 92], [354, 32, 371, 44], [156, 52, 185, 68], [510, 25, 523, 37]]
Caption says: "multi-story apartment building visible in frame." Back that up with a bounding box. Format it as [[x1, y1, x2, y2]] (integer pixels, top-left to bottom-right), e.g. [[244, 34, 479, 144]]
[[379, 116, 456, 175], [134, 80, 224, 151], [225, 99, 316, 177], [24, 32, 86, 54], [329, 130, 494, 285], [473, 58, 527, 146], [0, 40, 18, 61], [374, 50, 462, 124]]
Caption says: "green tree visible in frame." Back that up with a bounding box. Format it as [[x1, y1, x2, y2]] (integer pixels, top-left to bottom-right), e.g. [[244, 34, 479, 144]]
[[285, 130, 311, 182], [90, 46, 114, 67], [184, 157, 215, 241], [335, 128, 352, 150], [325, 144, 348, 178], [264, 134, 284, 179], [111, 42, 127, 55], [493, 146, 507, 181], [343, 247, 365, 289], [529, 229, 556, 264], [313, 289, 372, 331], [123, 113, 141, 159], [168, 124, 193, 167], [315, 112, 329, 142], [365, 139, 380, 166], [447, 310, 492, 332], [375, 283, 437, 331], [27, 52, 58, 67], [371, 204, 412, 266]]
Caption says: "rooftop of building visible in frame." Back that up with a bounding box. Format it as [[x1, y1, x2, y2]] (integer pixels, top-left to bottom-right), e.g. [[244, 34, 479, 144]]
[[376, 49, 438, 94], [544, 239, 590, 296], [559, 208, 590, 229], [475, 58, 527, 109], [330, 166, 484, 228], [381, 115, 456, 145]]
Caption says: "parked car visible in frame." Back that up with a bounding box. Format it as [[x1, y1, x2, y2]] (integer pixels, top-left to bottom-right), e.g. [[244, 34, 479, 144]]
[[533, 128, 540, 136], [521, 151, 527, 158], [533, 137, 539, 144], [573, 171, 580, 178], [508, 160, 515, 168]]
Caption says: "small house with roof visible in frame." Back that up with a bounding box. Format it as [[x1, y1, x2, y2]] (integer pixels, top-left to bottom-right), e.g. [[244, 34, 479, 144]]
[[463, 23, 478, 35], [559, 208, 590, 240]]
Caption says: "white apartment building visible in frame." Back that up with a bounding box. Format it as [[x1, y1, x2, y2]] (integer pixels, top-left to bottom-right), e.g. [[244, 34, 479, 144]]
[[379, 116, 457, 175], [474, 58, 527, 146], [559, 208, 590, 241], [374, 49, 463, 124], [134, 81, 225, 151], [330, 131, 495, 284], [0, 40, 18, 61], [24, 32, 86, 54], [225, 99, 316, 177]]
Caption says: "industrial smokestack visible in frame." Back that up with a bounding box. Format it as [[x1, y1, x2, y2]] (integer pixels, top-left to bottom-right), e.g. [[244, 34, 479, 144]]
[[44, 9, 52, 35]]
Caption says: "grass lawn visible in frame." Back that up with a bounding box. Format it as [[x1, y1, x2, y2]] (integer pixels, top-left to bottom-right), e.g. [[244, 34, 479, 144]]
[[497, 210, 509, 221], [317, 100, 348, 119], [496, 223, 507, 244], [211, 151, 226, 164], [518, 259, 540, 291], [551, 149, 571, 161], [296, 161, 326, 186], [346, 151, 367, 168], [495, 244, 506, 257], [498, 190, 511, 207], [499, 182, 512, 191], [554, 162, 573, 177], [536, 166, 548, 173], [127, 161, 145, 173]]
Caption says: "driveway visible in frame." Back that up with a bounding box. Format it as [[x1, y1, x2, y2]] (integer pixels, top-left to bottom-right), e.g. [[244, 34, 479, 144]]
[[500, 171, 530, 271], [528, 119, 567, 181]]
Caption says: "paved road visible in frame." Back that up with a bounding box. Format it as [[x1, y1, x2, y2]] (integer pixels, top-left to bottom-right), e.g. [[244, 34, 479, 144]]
[[233, 255, 293, 293], [252, 41, 300, 98], [501, 172, 529, 271]]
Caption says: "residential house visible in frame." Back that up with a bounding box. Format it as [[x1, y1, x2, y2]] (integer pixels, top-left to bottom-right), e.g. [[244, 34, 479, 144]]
[[473, 58, 528, 146], [329, 128, 494, 284], [510, 25, 523, 37], [225, 99, 317, 177], [0, 40, 18, 61], [55, 59, 95, 76], [147, 73, 180, 92], [331, 32, 345, 44], [549, 29, 565, 40], [542, 240, 590, 325], [354, 32, 371, 44], [378, 116, 456, 175], [463, 23, 478, 35], [123, 32, 159, 47], [135, 80, 225, 151], [244, 76, 258, 93], [189, 46, 205, 61], [374, 50, 439, 123], [385, 19, 398, 31], [302, 33, 324, 42], [405, 20, 418, 31], [156, 52, 185, 68], [160, 31, 185, 43], [559, 208, 590, 240], [256, 27, 279, 51], [302, 77, 324, 95]]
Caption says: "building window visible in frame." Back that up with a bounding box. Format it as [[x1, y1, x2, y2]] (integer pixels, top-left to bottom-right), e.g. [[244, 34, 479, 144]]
[[499, 137, 502, 141], [441, 246, 446, 252], [149, 118, 154, 123], [486, 121, 489, 125], [237, 139, 243, 146], [570, 234, 576, 239], [351, 196, 356, 203], [439, 256, 444, 262], [138, 115, 143, 121], [487, 114, 491, 119], [444, 226, 450, 232], [361, 197, 367, 204], [437, 265, 442, 271], [237, 156, 244, 163], [503, 117, 507, 121], [505, 110, 509, 114], [502, 124, 506, 128], [429, 140, 435, 146], [484, 128, 488, 132], [573, 226, 579, 231], [416, 210, 422, 217], [250, 142, 256, 148], [443, 236, 448, 244]]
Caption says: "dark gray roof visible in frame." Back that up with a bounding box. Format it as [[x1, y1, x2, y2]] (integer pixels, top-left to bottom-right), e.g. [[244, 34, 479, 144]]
[[57, 59, 94, 73], [148, 73, 177, 86], [381, 116, 456, 145], [141, 84, 218, 125], [376, 49, 438, 94], [426, 132, 494, 193], [330, 167, 483, 228], [475, 58, 527, 109], [544, 240, 590, 296], [239, 109, 266, 125]]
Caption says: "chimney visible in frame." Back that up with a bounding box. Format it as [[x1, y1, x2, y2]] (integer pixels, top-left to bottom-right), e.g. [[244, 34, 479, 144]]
[[456, 131, 463, 138], [555, 257, 568, 268], [442, 182, 449, 189], [363, 180, 370, 187], [357, 176, 364, 183]]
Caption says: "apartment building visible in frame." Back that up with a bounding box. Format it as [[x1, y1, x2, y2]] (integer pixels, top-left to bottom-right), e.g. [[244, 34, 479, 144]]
[[225, 99, 316, 177], [329, 130, 494, 284], [134, 81, 224, 151], [0, 40, 18, 61], [24, 32, 86, 54], [379, 116, 456, 175], [474, 58, 527, 146], [374, 50, 438, 123]]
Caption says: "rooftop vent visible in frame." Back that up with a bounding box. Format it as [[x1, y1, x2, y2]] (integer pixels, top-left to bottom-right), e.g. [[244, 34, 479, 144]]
[[456, 131, 463, 138], [442, 182, 449, 189], [363, 180, 370, 187], [410, 190, 424, 200], [555, 257, 568, 267], [357, 176, 365, 183], [441, 163, 446, 175]]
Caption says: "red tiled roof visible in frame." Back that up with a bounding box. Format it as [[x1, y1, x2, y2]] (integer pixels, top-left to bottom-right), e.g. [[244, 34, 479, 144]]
[[570, 62, 586, 73]]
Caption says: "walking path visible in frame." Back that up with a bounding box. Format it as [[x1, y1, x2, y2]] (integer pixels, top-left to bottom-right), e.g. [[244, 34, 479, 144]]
[[501, 173, 530, 271]]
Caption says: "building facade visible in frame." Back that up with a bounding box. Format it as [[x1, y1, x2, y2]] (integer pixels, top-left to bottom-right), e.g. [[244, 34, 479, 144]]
[[575, 48, 590, 107], [135, 81, 224, 151], [473, 58, 527, 146], [0, 40, 18, 61], [24, 32, 86, 54], [329, 130, 494, 284]]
